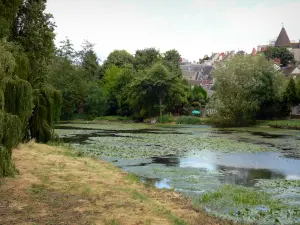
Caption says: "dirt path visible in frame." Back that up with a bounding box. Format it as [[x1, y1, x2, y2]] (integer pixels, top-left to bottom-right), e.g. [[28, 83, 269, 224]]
[[0, 142, 233, 225]]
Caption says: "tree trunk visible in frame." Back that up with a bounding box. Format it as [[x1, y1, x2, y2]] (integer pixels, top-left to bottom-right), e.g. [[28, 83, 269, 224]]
[[159, 97, 162, 117]]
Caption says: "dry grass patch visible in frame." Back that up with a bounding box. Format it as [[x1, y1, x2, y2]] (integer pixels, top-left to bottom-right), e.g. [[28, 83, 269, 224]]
[[0, 141, 234, 225]]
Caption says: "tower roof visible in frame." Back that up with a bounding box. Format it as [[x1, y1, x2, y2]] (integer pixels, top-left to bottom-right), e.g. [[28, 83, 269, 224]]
[[275, 27, 291, 47]]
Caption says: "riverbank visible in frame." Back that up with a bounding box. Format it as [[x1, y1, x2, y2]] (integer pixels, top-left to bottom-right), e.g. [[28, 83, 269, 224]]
[[257, 119, 300, 130], [66, 115, 300, 130], [0, 142, 232, 225]]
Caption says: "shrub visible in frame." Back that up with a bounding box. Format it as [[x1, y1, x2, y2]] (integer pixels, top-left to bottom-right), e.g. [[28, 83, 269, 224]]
[[177, 116, 201, 125], [157, 114, 174, 123]]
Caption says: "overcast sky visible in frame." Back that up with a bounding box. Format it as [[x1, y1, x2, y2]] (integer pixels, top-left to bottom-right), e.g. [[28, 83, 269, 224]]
[[47, 0, 300, 62]]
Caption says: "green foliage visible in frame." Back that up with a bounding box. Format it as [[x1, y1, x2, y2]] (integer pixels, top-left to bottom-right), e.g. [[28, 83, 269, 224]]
[[283, 78, 300, 107], [0, 0, 22, 38], [12, 0, 56, 86], [48, 55, 88, 118], [0, 111, 22, 154], [79, 40, 99, 80], [264, 46, 295, 67], [177, 116, 201, 125], [157, 114, 174, 123], [197, 185, 282, 207], [0, 145, 16, 177], [213, 55, 284, 126], [0, 0, 61, 177], [163, 49, 182, 77], [188, 86, 207, 108], [30, 87, 62, 143], [0, 41, 17, 79], [133, 48, 160, 71], [84, 83, 107, 117], [128, 63, 188, 118], [259, 119, 300, 129], [3, 77, 33, 135], [101, 50, 134, 77], [102, 66, 134, 115]]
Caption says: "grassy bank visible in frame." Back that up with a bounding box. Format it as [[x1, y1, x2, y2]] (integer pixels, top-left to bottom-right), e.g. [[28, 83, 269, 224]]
[[258, 119, 300, 130], [0, 142, 232, 225], [193, 185, 299, 224]]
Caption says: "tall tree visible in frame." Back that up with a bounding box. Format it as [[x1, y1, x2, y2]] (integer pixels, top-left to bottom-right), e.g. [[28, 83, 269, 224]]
[[0, 0, 22, 38], [264, 46, 295, 67], [283, 78, 300, 107], [128, 62, 187, 118], [12, 0, 56, 85], [133, 48, 160, 71], [102, 50, 133, 70], [163, 49, 182, 77], [57, 38, 76, 62], [79, 40, 100, 80]]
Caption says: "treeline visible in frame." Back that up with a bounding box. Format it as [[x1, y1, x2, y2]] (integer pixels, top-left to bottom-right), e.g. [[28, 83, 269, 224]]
[[212, 55, 300, 126], [48, 40, 207, 120], [0, 1, 61, 177]]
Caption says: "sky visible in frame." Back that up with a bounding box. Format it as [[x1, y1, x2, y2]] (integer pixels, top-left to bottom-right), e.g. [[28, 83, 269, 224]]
[[47, 0, 300, 62]]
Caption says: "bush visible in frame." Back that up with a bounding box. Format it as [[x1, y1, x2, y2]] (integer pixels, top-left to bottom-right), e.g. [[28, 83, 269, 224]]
[[157, 114, 174, 123], [177, 116, 201, 125]]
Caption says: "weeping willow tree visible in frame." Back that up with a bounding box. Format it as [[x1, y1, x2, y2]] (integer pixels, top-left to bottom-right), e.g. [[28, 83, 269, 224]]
[[0, 111, 22, 177], [3, 77, 33, 137], [30, 87, 62, 143], [0, 0, 62, 178]]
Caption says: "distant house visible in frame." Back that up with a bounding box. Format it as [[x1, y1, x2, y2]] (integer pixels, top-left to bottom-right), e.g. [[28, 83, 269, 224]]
[[223, 50, 235, 61], [281, 66, 300, 77], [219, 52, 225, 61], [257, 26, 300, 62], [180, 64, 215, 90]]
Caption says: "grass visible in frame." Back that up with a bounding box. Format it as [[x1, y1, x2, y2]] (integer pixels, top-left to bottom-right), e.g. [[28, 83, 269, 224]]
[[105, 218, 121, 225], [26, 183, 47, 196], [157, 114, 175, 123], [258, 119, 300, 129], [96, 116, 132, 122], [193, 185, 297, 224], [0, 142, 231, 225], [125, 173, 141, 183], [197, 185, 283, 208], [132, 190, 148, 201], [176, 116, 206, 125]]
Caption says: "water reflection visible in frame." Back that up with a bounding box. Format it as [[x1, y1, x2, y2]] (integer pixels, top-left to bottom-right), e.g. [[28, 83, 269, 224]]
[[149, 151, 300, 187]]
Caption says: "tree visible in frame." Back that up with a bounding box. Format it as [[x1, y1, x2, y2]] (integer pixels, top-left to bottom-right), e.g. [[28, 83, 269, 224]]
[[79, 40, 100, 80], [101, 50, 133, 73], [264, 46, 295, 67], [189, 86, 207, 107], [128, 63, 187, 118], [0, 0, 62, 177], [133, 48, 160, 71], [48, 55, 87, 119], [101, 65, 134, 115], [0, 0, 22, 38], [163, 49, 182, 77], [283, 78, 300, 107], [12, 0, 56, 86], [57, 38, 76, 62], [84, 82, 107, 117], [213, 55, 283, 126]]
